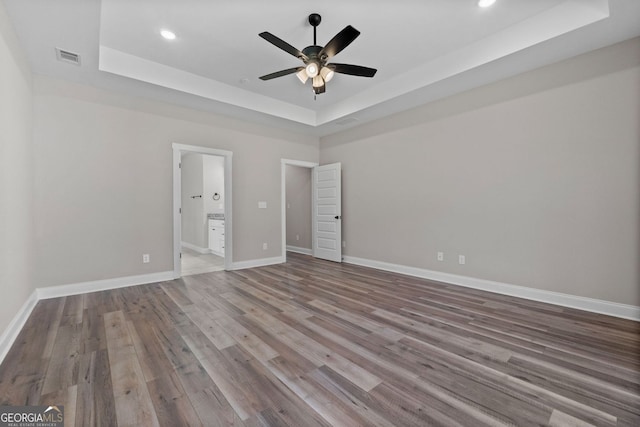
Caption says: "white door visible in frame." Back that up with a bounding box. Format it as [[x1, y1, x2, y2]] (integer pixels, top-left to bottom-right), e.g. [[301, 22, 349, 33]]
[[312, 163, 342, 262]]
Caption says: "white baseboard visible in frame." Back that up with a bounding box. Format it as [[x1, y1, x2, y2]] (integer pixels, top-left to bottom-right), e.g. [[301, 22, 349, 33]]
[[286, 245, 312, 255], [343, 256, 640, 321], [36, 271, 175, 300], [231, 256, 284, 271], [0, 291, 38, 364], [181, 241, 210, 254]]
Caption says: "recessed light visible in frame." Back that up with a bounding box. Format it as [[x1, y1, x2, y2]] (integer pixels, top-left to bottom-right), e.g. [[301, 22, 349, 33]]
[[160, 29, 176, 40], [478, 0, 496, 7]]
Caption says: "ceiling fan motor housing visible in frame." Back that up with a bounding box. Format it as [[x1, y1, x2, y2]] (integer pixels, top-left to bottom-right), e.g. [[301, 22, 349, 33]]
[[301, 45, 326, 65]]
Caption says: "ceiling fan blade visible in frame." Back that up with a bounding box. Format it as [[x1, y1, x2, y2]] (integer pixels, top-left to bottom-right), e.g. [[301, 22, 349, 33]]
[[259, 67, 303, 81], [259, 32, 308, 61], [330, 63, 377, 78], [320, 25, 360, 59]]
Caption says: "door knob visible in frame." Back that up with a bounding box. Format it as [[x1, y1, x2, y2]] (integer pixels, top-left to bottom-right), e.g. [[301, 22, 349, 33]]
[[335, 215, 341, 220]]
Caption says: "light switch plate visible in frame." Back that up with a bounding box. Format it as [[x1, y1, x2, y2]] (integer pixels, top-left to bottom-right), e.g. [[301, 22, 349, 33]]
[[258, 201, 267, 209]]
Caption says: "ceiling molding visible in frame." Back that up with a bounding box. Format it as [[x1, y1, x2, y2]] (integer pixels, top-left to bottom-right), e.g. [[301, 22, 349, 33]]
[[4, 0, 639, 136]]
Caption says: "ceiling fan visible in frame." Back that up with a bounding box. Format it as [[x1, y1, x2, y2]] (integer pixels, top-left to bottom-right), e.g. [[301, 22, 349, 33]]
[[258, 13, 377, 95]]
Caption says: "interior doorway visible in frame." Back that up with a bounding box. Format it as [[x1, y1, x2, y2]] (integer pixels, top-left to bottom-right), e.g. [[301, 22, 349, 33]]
[[281, 159, 343, 263], [180, 152, 226, 275], [173, 144, 233, 278], [280, 159, 317, 262], [284, 164, 313, 256]]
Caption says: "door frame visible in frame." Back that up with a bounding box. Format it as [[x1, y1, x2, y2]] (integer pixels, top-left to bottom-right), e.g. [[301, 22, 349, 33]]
[[173, 143, 233, 278], [281, 159, 318, 262]]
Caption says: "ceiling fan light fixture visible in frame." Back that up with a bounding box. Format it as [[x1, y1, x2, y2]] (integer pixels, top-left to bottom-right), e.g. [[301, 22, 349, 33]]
[[296, 69, 309, 84], [312, 75, 324, 88], [320, 66, 334, 82], [305, 62, 319, 78]]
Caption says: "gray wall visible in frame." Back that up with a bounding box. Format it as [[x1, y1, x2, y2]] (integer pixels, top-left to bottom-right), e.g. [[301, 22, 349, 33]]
[[181, 153, 205, 248], [320, 37, 640, 306], [32, 76, 319, 288], [0, 2, 35, 334], [286, 165, 312, 250]]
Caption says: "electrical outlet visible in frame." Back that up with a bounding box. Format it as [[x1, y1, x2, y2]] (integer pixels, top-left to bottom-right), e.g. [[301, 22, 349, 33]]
[[143, 254, 150, 263], [263, 243, 268, 250], [296, 234, 299, 241], [458, 255, 465, 265], [437, 252, 444, 261], [342, 241, 346, 248]]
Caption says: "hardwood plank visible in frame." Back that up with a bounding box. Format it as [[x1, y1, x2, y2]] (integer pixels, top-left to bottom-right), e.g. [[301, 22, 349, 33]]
[[40, 384, 78, 427], [188, 386, 247, 426], [182, 334, 257, 421], [41, 323, 82, 395], [74, 349, 118, 426], [548, 409, 597, 427], [146, 371, 202, 427], [104, 310, 160, 427], [212, 310, 279, 363], [0, 298, 64, 405], [181, 305, 236, 350], [79, 307, 107, 354], [126, 319, 177, 382], [41, 297, 66, 357], [60, 294, 84, 326]]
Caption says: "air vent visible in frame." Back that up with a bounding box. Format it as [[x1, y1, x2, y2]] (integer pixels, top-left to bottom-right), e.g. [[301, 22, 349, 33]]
[[55, 48, 81, 65], [334, 117, 359, 126]]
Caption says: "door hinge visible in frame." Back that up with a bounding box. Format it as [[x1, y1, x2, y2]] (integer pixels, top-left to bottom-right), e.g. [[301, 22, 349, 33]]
[[180, 252, 182, 259], [179, 162, 182, 169], [179, 207, 182, 214]]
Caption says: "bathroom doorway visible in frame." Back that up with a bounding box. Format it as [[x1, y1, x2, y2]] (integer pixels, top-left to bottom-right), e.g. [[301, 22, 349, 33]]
[[173, 144, 233, 278], [180, 152, 226, 275]]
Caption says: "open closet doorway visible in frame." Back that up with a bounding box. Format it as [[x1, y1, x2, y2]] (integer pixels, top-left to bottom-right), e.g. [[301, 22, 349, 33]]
[[281, 159, 343, 263], [284, 163, 314, 256], [173, 144, 233, 278]]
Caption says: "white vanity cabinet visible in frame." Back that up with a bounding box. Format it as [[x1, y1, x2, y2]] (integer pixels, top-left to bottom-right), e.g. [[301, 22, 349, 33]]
[[208, 219, 225, 256]]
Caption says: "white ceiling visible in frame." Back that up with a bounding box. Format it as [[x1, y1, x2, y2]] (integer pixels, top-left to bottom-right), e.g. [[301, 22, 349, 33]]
[[4, 0, 640, 136]]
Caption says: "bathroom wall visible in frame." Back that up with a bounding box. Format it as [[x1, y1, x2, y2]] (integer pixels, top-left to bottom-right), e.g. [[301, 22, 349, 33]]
[[203, 154, 225, 216]]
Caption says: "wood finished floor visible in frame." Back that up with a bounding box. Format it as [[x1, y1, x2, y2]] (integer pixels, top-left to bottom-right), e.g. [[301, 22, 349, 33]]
[[1, 252, 639, 426]]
